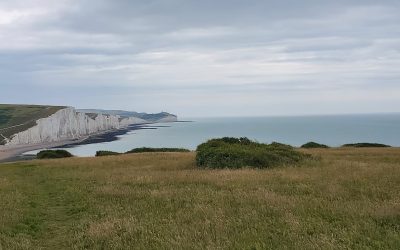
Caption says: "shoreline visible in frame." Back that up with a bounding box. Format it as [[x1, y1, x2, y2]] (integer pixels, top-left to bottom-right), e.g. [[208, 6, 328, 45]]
[[0, 139, 88, 163], [0, 123, 159, 163], [60, 124, 152, 148]]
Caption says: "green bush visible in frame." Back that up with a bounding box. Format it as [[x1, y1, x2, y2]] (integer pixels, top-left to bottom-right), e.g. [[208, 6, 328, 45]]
[[37, 150, 73, 159], [126, 147, 190, 154], [301, 142, 329, 149], [342, 143, 391, 148], [95, 151, 121, 157], [196, 137, 309, 169]]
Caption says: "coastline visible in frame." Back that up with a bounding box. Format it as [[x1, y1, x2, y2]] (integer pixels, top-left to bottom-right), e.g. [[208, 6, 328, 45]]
[[0, 139, 88, 163], [0, 123, 154, 163], [60, 124, 151, 148]]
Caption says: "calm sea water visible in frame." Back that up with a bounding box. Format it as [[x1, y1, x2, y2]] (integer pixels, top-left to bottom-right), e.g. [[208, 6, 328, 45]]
[[28, 114, 400, 156]]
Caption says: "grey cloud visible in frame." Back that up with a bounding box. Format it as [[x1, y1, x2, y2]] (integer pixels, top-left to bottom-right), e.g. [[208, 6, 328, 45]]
[[1, 0, 400, 116]]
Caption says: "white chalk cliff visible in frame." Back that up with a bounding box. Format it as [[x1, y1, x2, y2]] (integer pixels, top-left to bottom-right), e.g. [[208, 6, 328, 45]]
[[6, 107, 161, 146]]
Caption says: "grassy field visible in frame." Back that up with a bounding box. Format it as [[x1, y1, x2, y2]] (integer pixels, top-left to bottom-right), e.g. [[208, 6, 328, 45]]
[[0, 148, 399, 249], [0, 104, 65, 142]]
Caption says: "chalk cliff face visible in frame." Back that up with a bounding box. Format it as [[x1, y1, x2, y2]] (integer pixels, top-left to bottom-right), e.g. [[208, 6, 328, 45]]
[[6, 107, 149, 146]]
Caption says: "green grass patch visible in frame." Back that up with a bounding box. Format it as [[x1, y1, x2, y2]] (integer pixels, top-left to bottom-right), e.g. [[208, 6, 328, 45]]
[[301, 141, 329, 148], [37, 150, 73, 159], [196, 137, 309, 169]]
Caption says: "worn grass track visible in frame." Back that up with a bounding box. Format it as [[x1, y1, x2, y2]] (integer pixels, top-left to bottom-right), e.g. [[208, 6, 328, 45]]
[[0, 149, 400, 249]]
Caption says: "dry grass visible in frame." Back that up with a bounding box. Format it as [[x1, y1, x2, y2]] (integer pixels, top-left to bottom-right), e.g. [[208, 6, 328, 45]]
[[0, 149, 400, 249]]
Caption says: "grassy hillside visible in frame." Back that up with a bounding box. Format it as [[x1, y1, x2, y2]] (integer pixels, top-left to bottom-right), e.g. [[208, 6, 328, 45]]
[[0, 149, 400, 249], [0, 104, 65, 143]]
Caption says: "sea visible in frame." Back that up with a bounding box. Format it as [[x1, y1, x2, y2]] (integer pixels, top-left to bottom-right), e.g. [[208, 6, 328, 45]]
[[27, 114, 400, 157]]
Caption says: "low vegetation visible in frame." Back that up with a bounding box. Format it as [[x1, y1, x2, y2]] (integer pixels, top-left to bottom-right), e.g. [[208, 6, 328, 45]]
[[301, 141, 329, 148], [1, 148, 399, 249], [95, 148, 190, 157], [36, 150, 73, 159], [95, 150, 121, 157], [125, 147, 190, 154], [196, 137, 309, 169], [342, 143, 391, 148]]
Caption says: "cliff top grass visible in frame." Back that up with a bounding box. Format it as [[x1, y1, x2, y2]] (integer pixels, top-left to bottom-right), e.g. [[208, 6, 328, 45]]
[[0, 148, 399, 249], [196, 137, 309, 169], [0, 104, 66, 142]]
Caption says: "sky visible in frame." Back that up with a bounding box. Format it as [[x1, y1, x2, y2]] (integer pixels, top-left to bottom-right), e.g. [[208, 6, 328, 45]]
[[1, 0, 399, 117]]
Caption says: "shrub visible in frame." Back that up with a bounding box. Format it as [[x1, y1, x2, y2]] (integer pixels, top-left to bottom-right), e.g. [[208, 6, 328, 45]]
[[126, 147, 190, 154], [342, 143, 391, 148], [96, 151, 120, 157], [301, 142, 329, 149], [37, 150, 73, 159], [196, 137, 309, 169]]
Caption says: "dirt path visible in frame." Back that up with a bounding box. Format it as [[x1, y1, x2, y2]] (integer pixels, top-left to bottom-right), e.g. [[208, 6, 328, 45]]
[[0, 133, 8, 143], [0, 123, 28, 132]]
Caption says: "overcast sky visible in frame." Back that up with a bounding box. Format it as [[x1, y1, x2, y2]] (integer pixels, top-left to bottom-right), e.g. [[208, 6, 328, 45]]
[[1, 0, 399, 117]]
